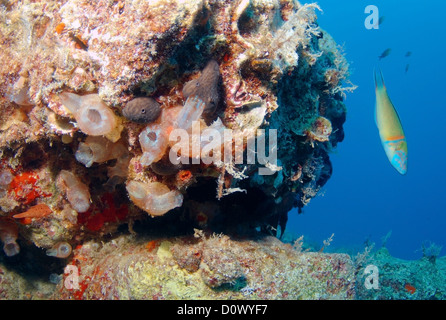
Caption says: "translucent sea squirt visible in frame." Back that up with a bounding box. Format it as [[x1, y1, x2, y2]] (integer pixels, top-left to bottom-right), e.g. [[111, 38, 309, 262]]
[[126, 180, 183, 217], [139, 123, 169, 166], [57, 170, 91, 213], [46, 242, 72, 258], [58, 92, 122, 141], [75, 136, 127, 167], [0, 218, 20, 257], [175, 96, 206, 132]]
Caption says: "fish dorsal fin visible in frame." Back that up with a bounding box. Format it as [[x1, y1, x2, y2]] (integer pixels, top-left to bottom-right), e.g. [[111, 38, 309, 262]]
[[373, 68, 380, 127]]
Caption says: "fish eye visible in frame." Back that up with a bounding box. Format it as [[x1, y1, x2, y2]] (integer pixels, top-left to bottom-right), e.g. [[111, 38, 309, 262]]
[[195, 82, 200, 87], [141, 109, 146, 114]]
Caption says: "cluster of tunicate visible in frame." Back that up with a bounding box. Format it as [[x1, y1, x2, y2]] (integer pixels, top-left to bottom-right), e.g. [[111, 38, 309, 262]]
[[75, 136, 129, 190], [0, 218, 20, 257], [75, 136, 127, 168], [46, 241, 72, 258], [57, 170, 91, 213], [131, 90, 230, 217], [137, 61, 221, 168], [138, 96, 204, 167], [126, 180, 183, 217], [58, 92, 122, 141]]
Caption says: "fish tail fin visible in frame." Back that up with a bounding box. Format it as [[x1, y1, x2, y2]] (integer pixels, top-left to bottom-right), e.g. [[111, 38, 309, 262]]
[[374, 67, 386, 91]]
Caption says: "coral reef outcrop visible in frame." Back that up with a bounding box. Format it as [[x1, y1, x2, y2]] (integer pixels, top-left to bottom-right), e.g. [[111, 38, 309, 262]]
[[0, 0, 354, 299]]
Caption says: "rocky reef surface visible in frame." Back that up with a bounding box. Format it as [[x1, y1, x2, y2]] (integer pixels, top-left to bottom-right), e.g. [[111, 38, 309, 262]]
[[356, 247, 446, 300], [0, 0, 359, 299], [51, 233, 356, 300]]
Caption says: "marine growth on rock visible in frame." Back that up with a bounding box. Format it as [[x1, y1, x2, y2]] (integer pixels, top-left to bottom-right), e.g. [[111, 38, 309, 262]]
[[0, 0, 355, 299]]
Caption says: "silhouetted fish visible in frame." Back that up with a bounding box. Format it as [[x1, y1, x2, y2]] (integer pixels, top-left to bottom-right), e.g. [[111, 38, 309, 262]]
[[373, 15, 385, 28], [405, 64, 410, 74], [379, 48, 391, 60], [405, 51, 412, 57]]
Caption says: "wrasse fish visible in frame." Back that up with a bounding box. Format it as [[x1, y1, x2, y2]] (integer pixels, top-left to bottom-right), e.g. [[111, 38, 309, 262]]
[[374, 68, 408, 175]]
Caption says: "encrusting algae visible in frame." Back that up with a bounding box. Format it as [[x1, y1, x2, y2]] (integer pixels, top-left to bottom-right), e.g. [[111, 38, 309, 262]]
[[0, 0, 360, 300]]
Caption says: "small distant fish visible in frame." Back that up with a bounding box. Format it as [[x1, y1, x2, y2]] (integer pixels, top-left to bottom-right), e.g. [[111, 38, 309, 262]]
[[378, 48, 392, 60], [405, 64, 410, 74], [405, 51, 412, 58], [374, 68, 408, 175], [379, 16, 385, 25]]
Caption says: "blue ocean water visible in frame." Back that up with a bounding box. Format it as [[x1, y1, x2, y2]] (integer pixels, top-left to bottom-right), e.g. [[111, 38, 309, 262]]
[[287, 0, 446, 260]]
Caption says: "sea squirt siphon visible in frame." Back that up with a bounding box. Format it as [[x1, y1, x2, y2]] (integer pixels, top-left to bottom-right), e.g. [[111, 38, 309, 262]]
[[46, 242, 72, 258], [58, 92, 121, 140], [0, 218, 20, 257]]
